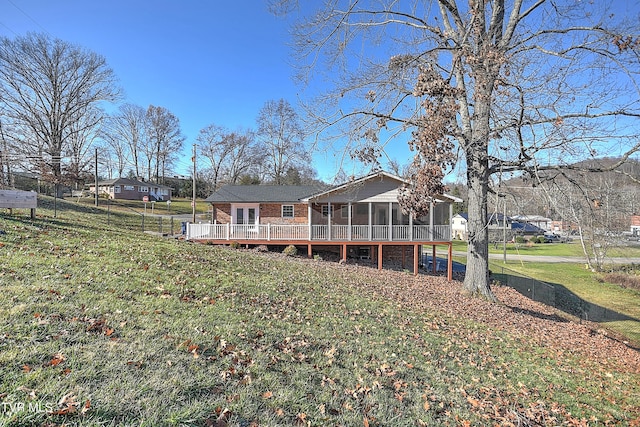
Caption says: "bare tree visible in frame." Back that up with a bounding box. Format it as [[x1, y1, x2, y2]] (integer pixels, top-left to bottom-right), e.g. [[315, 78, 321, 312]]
[[145, 105, 184, 184], [101, 103, 147, 178], [271, 0, 640, 300], [256, 99, 310, 185], [0, 33, 120, 192]]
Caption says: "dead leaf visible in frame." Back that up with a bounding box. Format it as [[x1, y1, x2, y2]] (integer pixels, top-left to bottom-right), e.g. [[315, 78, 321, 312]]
[[262, 391, 273, 399], [46, 353, 65, 367]]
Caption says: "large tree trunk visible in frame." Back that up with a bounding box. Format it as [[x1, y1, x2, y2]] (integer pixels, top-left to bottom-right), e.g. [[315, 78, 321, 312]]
[[463, 80, 495, 301], [463, 151, 494, 300]]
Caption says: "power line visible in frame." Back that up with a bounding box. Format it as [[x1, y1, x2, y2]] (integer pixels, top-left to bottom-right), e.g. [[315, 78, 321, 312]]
[[6, 0, 50, 35]]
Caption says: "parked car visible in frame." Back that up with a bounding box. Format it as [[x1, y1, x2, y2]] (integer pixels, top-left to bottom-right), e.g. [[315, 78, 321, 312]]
[[543, 233, 568, 243]]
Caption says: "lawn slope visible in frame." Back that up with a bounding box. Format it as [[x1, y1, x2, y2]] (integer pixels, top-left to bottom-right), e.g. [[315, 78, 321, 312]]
[[0, 202, 639, 426]]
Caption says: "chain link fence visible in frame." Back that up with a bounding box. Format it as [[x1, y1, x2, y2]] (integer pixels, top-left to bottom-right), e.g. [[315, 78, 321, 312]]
[[491, 264, 639, 347]]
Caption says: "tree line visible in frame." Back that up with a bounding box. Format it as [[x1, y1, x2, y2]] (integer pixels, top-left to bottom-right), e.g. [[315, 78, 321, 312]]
[[0, 33, 317, 196]]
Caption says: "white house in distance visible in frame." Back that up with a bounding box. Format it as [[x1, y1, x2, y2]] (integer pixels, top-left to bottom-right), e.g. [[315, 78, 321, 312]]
[[451, 213, 468, 240]]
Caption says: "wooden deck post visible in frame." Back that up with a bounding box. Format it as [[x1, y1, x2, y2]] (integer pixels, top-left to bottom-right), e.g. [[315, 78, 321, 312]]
[[342, 243, 347, 262], [413, 244, 419, 275], [308, 243, 312, 258], [432, 245, 437, 274], [378, 244, 383, 270], [448, 243, 453, 281]]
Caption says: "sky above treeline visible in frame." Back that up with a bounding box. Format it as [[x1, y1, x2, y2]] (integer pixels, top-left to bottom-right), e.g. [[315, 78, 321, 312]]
[[1, 1, 639, 183], [0, 1, 358, 181]]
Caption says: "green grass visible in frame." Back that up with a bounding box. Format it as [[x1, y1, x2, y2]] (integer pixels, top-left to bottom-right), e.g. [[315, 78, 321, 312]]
[[454, 239, 640, 258], [489, 261, 640, 345], [75, 197, 210, 216], [0, 199, 639, 425]]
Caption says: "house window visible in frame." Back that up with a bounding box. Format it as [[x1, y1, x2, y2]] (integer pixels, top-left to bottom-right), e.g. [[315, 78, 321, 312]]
[[282, 205, 294, 218], [114, 185, 121, 193], [124, 185, 134, 191], [321, 205, 334, 218], [236, 208, 244, 225], [140, 186, 149, 192]]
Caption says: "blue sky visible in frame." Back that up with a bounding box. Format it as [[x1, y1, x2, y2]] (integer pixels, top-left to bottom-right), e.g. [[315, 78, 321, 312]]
[[0, 0, 368, 182]]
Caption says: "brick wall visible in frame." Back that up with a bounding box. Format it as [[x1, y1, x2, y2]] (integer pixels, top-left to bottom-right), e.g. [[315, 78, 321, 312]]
[[260, 203, 308, 224], [212, 203, 232, 223], [211, 203, 307, 224]]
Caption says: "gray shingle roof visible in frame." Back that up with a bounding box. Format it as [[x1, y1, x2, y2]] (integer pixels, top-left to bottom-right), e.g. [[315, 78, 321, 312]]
[[205, 185, 323, 203]]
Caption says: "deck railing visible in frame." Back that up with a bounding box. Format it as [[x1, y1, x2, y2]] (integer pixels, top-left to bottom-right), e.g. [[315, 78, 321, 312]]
[[187, 223, 451, 242]]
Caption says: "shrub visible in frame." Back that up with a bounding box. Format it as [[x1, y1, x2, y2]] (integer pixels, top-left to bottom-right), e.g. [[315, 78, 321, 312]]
[[283, 245, 298, 256], [255, 245, 268, 252], [314, 254, 323, 261], [229, 241, 240, 249], [515, 236, 526, 244]]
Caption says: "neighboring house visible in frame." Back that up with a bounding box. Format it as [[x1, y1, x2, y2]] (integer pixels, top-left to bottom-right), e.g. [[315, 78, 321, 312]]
[[451, 213, 468, 240], [510, 221, 546, 236], [630, 215, 640, 236], [510, 214, 552, 231], [89, 178, 172, 201], [452, 212, 511, 241], [195, 171, 462, 279]]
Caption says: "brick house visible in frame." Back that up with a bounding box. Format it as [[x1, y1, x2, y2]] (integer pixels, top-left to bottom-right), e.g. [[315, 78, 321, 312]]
[[196, 171, 461, 279], [89, 178, 172, 201]]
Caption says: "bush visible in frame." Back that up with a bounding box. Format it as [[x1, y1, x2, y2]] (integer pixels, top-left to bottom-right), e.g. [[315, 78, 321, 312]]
[[229, 241, 240, 249], [283, 245, 298, 256], [515, 236, 526, 244], [255, 245, 268, 252]]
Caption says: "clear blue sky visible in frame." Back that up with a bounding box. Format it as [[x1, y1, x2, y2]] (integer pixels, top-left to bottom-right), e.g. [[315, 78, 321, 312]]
[[0, 0, 369, 182]]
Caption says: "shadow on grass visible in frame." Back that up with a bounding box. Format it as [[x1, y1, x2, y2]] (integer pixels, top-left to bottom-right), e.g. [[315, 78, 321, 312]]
[[492, 268, 640, 348]]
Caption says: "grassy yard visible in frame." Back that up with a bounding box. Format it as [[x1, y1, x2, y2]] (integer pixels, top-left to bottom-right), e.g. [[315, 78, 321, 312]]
[[1, 199, 639, 426], [451, 240, 640, 346], [454, 239, 640, 258], [75, 197, 210, 217]]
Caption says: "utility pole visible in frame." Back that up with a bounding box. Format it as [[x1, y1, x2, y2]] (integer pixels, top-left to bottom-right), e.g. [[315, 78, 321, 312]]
[[192, 143, 196, 223], [94, 148, 99, 207]]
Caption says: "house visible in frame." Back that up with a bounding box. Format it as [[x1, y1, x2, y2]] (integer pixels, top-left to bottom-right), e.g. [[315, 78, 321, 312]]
[[451, 213, 468, 240], [452, 212, 511, 241], [194, 171, 462, 279], [89, 178, 172, 201], [510, 214, 552, 231]]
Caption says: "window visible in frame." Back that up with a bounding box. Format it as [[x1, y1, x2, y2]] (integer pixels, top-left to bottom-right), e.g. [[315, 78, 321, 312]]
[[236, 208, 244, 225], [321, 205, 334, 218], [124, 185, 134, 191], [114, 185, 121, 193], [282, 205, 294, 218], [140, 186, 149, 192]]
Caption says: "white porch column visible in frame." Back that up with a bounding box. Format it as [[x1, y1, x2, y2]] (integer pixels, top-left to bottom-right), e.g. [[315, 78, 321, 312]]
[[368, 202, 372, 241], [308, 204, 312, 240], [409, 213, 413, 241], [429, 201, 435, 241], [348, 202, 352, 241], [327, 202, 332, 241], [388, 202, 393, 241], [449, 203, 453, 241]]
